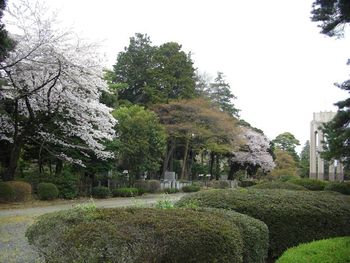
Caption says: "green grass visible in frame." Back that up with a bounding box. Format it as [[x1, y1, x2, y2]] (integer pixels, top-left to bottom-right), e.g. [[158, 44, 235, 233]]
[[276, 236, 350, 263]]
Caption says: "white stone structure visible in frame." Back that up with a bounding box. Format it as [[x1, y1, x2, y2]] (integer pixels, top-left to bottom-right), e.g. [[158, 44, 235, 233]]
[[309, 112, 344, 181]]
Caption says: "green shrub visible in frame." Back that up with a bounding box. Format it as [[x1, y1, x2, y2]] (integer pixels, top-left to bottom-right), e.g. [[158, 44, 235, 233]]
[[134, 180, 160, 193], [0, 182, 15, 202], [147, 180, 160, 193], [199, 208, 269, 263], [91, 186, 110, 198], [112, 187, 139, 197], [276, 236, 350, 263], [5, 181, 32, 201], [182, 185, 200, 192], [26, 208, 245, 263], [176, 188, 350, 259], [277, 175, 300, 182], [324, 181, 350, 195], [37, 183, 59, 200], [289, 178, 328, 191], [251, 181, 308, 191], [163, 188, 179, 194], [54, 169, 79, 199], [238, 180, 257, 187], [209, 180, 231, 189]]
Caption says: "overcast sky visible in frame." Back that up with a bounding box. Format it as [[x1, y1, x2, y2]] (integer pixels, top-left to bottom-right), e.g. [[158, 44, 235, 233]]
[[22, 0, 350, 152]]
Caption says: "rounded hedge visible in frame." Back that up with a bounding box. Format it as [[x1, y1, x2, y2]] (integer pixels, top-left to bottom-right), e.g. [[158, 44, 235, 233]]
[[0, 182, 15, 202], [134, 180, 160, 193], [324, 181, 350, 195], [251, 181, 308, 191], [37, 183, 59, 200], [26, 208, 246, 263], [91, 186, 110, 198], [163, 188, 179, 194], [5, 181, 32, 201], [176, 188, 350, 259], [182, 185, 200, 192], [209, 180, 231, 189], [276, 236, 350, 263], [288, 178, 328, 191], [112, 187, 139, 197]]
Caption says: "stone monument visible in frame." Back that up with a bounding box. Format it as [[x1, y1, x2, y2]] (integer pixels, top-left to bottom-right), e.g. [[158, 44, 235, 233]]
[[309, 112, 343, 181]]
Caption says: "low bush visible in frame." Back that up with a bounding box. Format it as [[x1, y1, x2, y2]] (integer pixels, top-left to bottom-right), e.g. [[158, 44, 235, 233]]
[[176, 188, 350, 259], [134, 180, 160, 193], [209, 180, 231, 189], [0, 182, 15, 202], [91, 186, 110, 198], [163, 188, 179, 194], [238, 180, 257, 187], [288, 178, 328, 191], [147, 180, 160, 193], [37, 183, 59, 200], [276, 236, 350, 263], [112, 187, 139, 197], [324, 181, 350, 195], [26, 208, 246, 263], [251, 181, 308, 191], [5, 181, 32, 201], [182, 185, 200, 192], [277, 175, 300, 182], [200, 208, 269, 263]]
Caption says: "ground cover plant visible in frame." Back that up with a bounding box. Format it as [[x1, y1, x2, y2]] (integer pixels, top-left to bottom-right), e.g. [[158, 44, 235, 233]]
[[26, 207, 253, 263], [176, 188, 350, 259], [276, 236, 350, 263]]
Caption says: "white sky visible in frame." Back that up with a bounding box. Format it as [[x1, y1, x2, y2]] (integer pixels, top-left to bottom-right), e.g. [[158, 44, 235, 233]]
[[15, 0, 350, 152]]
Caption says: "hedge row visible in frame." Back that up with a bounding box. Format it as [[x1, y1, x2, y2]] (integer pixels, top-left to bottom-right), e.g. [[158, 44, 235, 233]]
[[176, 188, 350, 259], [0, 181, 32, 202], [251, 181, 308, 191], [26, 207, 267, 263]]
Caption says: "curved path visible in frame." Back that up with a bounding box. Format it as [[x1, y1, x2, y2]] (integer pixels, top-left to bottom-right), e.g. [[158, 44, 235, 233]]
[[0, 193, 187, 263]]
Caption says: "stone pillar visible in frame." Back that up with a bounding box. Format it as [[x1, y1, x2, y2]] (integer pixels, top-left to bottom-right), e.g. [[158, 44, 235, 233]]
[[309, 124, 317, 179], [317, 130, 324, 180], [337, 162, 344, 181]]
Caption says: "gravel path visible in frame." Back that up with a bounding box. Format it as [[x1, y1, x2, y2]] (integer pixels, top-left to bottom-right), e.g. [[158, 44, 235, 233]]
[[0, 193, 187, 263]]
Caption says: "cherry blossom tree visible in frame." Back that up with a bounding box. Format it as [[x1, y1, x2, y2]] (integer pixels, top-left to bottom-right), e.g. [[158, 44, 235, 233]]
[[0, 0, 116, 180], [229, 127, 275, 179]]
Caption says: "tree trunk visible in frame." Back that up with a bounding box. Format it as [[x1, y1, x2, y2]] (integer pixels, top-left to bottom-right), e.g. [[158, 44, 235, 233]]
[[162, 138, 175, 177], [55, 159, 63, 175], [4, 137, 23, 181], [215, 154, 220, 180], [180, 136, 190, 180]]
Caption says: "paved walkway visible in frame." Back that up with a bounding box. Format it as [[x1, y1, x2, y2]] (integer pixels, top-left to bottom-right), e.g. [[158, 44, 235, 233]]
[[0, 193, 188, 263]]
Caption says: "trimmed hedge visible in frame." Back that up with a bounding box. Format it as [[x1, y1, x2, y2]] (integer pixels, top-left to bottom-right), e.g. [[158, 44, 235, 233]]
[[324, 181, 350, 195], [91, 186, 110, 198], [163, 188, 179, 194], [251, 181, 308, 191], [276, 236, 350, 263], [288, 178, 328, 191], [209, 180, 231, 189], [5, 181, 32, 201], [238, 180, 257, 187], [37, 183, 59, 200], [134, 180, 160, 193], [26, 208, 246, 263], [176, 188, 350, 259], [0, 182, 15, 202], [112, 187, 139, 197], [200, 208, 269, 263], [182, 185, 200, 192]]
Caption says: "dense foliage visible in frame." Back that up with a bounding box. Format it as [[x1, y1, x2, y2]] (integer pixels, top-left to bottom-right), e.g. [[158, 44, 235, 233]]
[[277, 236, 350, 263], [26, 208, 253, 263], [176, 188, 350, 259], [251, 181, 308, 191], [37, 183, 59, 200]]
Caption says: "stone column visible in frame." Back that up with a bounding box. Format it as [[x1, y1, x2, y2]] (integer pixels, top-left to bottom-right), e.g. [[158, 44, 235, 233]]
[[317, 130, 324, 180], [337, 162, 344, 181], [309, 123, 317, 179]]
